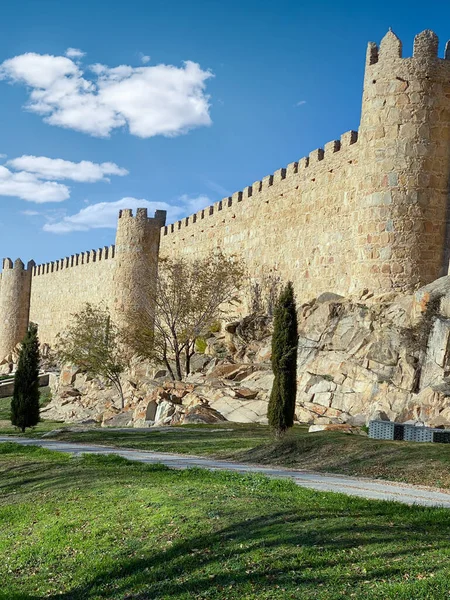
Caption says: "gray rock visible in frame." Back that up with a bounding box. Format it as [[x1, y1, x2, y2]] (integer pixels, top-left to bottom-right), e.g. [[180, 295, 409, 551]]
[[153, 369, 167, 379], [183, 405, 227, 424], [366, 410, 390, 425], [189, 354, 211, 373], [145, 400, 158, 421], [347, 413, 367, 426], [154, 400, 175, 424], [102, 412, 133, 428], [316, 292, 345, 304]]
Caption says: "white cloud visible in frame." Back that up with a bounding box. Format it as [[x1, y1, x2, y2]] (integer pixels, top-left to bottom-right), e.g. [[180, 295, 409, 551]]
[[43, 195, 212, 234], [178, 194, 211, 214], [65, 48, 86, 59], [7, 155, 128, 182], [22, 209, 39, 216], [0, 166, 69, 202], [1, 53, 80, 88], [44, 198, 170, 233], [295, 100, 307, 107], [0, 154, 6, 159], [140, 54, 151, 64], [0, 51, 213, 138]]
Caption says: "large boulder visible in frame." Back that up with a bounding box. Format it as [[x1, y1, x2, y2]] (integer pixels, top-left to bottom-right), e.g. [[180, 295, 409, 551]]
[[183, 405, 227, 424]]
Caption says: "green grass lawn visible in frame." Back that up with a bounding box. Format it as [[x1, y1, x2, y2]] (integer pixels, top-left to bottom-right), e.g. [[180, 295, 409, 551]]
[[1, 442, 450, 600], [3, 394, 450, 490], [39, 422, 273, 454], [20, 423, 450, 490]]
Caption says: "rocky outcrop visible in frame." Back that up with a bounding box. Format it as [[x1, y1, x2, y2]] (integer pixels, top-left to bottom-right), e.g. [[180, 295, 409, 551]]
[[40, 276, 450, 428], [295, 276, 450, 426], [41, 352, 273, 427]]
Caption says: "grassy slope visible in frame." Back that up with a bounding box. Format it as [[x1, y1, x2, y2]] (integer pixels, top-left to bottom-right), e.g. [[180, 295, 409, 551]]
[[1, 442, 450, 600], [233, 431, 450, 488], [27, 424, 450, 490], [0, 397, 10, 421]]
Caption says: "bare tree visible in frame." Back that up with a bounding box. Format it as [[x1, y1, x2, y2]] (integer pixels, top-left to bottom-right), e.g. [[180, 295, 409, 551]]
[[56, 303, 128, 408], [249, 272, 282, 317], [126, 251, 245, 380]]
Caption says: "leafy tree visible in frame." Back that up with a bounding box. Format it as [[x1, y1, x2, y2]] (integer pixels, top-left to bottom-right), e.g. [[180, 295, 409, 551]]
[[56, 303, 127, 408], [268, 282, 298, 438], [127, 251, 245, 380], [11, 324, 40, 432]]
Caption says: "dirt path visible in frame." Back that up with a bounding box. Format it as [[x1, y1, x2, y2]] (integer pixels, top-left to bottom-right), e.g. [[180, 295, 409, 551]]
[[2, 435, 450, 507]]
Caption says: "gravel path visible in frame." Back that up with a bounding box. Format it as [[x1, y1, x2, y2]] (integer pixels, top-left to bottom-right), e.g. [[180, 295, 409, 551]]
[[2, 435, 450, 508]]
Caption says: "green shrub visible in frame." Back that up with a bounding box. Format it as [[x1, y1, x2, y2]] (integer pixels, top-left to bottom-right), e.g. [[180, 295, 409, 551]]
[[195, 337, 208, 353], [11, 324, 40, 433], [209, 321, 221, 333], [268, 282, 298, 438], [39, 388, 52, 407]]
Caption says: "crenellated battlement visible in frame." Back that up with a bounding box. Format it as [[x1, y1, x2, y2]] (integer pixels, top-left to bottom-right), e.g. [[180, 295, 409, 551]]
[[367, 29, 450, 65], [1, 258, 35, 272], [158, 29, 450, 303], [163, 130, 359, 236], [32, 245, 116, 277], [119, 207, 167, 226]]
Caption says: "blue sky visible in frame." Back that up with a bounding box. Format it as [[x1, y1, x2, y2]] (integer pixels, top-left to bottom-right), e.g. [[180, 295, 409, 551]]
[[0, 0, 448, 265]]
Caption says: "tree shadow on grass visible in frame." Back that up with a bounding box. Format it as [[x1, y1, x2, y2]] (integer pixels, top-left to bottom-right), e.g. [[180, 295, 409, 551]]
[[0, 594, 39, 600], [3, 454, 450, 599], [0, 461, 86, 500], [0, 457, 164, 500], [39, 505, 450, 600]]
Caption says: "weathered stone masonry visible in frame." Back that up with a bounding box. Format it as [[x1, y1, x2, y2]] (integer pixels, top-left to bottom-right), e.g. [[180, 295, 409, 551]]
[[0, 208, 166, 359], [1, 30, 450, 358], [160, 30, 450, 298]]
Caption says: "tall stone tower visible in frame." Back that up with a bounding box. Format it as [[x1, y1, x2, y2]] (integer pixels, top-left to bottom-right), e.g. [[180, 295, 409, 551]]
[[113, 208, 167, 326], [0, 258, 34, 360], [353, 29, 450, 294]]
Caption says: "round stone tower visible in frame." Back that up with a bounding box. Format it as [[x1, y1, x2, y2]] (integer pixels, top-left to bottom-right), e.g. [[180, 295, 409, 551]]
[[0, 258, 34, 360], [352, 29, 450, 294], [113, 208, 166, 326]]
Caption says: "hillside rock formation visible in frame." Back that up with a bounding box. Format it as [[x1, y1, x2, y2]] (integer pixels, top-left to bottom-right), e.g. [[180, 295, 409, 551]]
[[41, 276, 450, 428], [295, 277, 450, 426]]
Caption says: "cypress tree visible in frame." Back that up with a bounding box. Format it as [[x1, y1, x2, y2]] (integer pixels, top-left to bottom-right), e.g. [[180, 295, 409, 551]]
[[268, 282, 298, 438], [11, 324, 40, 433]]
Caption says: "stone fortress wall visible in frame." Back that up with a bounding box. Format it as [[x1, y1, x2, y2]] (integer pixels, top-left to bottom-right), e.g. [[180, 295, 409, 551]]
[[28, 245, 117, 348], [0, 259, 34, 360], [159, 131, 361, 300], [0, 208, 166, 359], [160, 30, 450, 301], [1, 29, 450, 358]]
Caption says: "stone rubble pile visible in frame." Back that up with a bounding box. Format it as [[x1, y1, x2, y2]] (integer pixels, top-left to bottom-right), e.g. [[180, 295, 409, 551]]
[[40, 313, 274, 427], [40, 276, 450, 428]]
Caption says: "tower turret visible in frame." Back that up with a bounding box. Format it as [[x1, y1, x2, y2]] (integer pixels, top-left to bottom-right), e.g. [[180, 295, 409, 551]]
[[0, 258, 34, 360], [353, 29, 450, 294], [113, 208, 166, 328]]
